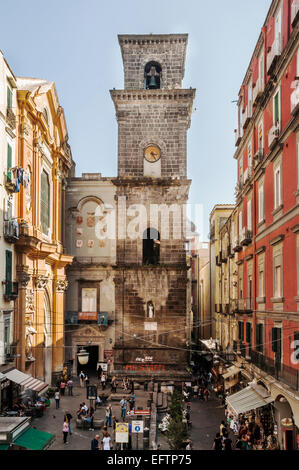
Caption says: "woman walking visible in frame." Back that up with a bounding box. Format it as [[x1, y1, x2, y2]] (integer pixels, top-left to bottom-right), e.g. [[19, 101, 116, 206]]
[[55, 390, 60, 409], [62, 419, 69, 444]]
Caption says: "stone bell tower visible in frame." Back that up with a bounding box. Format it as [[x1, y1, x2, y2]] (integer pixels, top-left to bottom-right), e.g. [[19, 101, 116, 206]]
[[111, 34, 195, 382]]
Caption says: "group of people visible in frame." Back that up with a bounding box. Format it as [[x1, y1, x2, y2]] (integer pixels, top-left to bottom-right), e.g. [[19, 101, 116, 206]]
[[76, 402, 95, 430]]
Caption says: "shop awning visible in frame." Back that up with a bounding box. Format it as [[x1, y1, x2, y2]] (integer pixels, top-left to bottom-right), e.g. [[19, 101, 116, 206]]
[[3, 369, 48, 395], [13, 427, 55, 450], [222, 366, 240, 380], [226, 383, 274, 415]]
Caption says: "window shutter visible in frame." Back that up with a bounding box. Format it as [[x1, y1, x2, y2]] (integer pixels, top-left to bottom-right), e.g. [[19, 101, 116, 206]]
[[252, 57, 259, 85], [7, 144, 12, 181], [5, 250, 12, 282], [274, 92, 279, 124], [7, 87, 12, 108]]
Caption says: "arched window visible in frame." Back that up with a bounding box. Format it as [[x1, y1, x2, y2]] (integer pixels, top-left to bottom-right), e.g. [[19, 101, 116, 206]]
[[143, 228, 160, 265], [41, 170, 50, 235], [144, 62, 162, 89]]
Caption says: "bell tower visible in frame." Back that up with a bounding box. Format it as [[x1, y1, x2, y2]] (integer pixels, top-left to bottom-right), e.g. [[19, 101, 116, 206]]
[[111, 34, 195, 382]]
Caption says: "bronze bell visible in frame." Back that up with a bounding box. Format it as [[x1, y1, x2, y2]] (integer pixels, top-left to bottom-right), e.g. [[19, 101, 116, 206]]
[[148, 75, 157, 89]]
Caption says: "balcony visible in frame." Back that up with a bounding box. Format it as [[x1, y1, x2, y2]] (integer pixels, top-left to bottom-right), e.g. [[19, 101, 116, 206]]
[[4, 219, 19, 243], [253, 148, 264, 166], [291, 85, 299, 116], [236, 298, 253, 313], [291, 0, 299, 26], [252, 79, 264, 105], [233, 239, 242, 253], [234, 128, 242, 147], [240, 228, 252, 246], [267, 36, 282, 76], [250, 350, 299, 391], [241, 106, 252, 130], [268, 123, 280, 150], [6, 107, 16, 130], [3, 281, 19, 301], [4, 173, 16, 193]]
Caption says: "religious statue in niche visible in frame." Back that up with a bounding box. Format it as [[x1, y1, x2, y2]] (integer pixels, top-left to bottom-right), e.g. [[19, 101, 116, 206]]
[[99, 240, 106, 248], [147, 301, 154, 319], [25, 321, 37, 360], [76, 228, 83, 235], [76, 240, 83, 248], [76, 216, 83, 225], [87, 214, 95, 227], [88, 240, 94, 248]]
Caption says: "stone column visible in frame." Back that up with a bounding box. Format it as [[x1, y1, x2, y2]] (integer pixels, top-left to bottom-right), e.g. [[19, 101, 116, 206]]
[[34, 274, 48, 379]]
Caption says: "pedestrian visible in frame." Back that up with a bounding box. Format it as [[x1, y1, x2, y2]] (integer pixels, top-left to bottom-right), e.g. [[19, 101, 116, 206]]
[[60, 380, 66, 396], [212, 432, 223, 450], [193, 384, 199, 399], [95, 395, 102, 410], [62, 419, 69, 444], [107, 404, 113, 427], [97, 364, 102, 380], [130, 378, 135, 393], [65, 411, 73, 435], [111, 376, 117, 393], [67, 378, 73, 396], [89, 406, 95, 431], [185, 439, 193, 450], [120, 396, 127, 421], [91, 434, 100, 451], [84, 374, 89, 387], [102, 431, 112, 450], [203, 387, 210, 401], [101, 373, 106, 390], [55, 390, 60, 409], [79, 371, 85, 388], [220, 420, 227, 437], [223, 432, 233, 450]]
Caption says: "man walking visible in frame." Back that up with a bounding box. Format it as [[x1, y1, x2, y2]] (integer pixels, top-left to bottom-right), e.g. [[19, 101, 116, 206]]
[[79, 371, 85, 388], [91, 434, 100, 451], [120, 396, 127, 422], [67, 379, 73, 396], [55, 390, 60, 409]]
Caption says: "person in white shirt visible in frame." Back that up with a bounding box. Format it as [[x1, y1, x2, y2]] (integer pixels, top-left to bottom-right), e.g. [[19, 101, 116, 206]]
[[102, 434, 112, 450]]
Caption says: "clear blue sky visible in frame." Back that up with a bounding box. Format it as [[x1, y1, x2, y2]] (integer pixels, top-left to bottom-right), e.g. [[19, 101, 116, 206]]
[[1, 0, 271, 239]]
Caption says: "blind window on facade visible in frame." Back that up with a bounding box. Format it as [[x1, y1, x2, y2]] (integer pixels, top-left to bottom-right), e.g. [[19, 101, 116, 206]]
[[82, 288, 97, 312], [259, 269, 264, 297], [258, 185, 264, 222], [40, 170, 50, 235], [274, 265, 282, 297], [274, 166, 282, 209]]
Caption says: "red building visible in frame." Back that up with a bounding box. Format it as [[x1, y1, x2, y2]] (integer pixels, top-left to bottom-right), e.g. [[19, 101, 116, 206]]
[[231, 0, 299, 449]]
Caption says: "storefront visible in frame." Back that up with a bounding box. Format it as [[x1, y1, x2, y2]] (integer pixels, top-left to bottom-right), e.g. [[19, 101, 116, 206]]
[[226, 381, 278, 448], [221, 365, 240, 394]]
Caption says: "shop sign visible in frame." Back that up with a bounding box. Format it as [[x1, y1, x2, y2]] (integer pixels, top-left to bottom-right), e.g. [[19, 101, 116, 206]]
[[144, 322, 157, 331], [136, 356, 153, 363], [125, 364, 165, 372], [127, 410, 150, 416], [115, 423, 129, 443], [78, 312, 98, 321]]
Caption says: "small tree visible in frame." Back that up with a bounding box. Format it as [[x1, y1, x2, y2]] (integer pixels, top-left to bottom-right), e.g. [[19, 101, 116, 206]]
[[166, 389, 190, 449]]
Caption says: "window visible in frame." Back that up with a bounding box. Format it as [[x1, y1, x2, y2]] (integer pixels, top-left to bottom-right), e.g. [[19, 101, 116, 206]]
[[259, 269, 265, 297], [143, 228, 160, 265], [274, 265, 282, 297], [7, 86, 12, 109], [144, 62, 162, 89], [258, 184, 264, 223], [239, 211, 243, 237], [238, 321, 244, 341], [246, 323, 252, 344], [247, 199, 252, 231], [256, 323, 264, 353], [5, 250, 12, 298], [248, 142, 252, 169], [40, 170, 50, 235], [258, 120, 264, 150], [258, 52, 264, 88], [272, 327, 282, 365], [273, 89, 280, 126], [7, 143, 12, 181], [274, 164, 282, 209], [82, 288, 97, 312]]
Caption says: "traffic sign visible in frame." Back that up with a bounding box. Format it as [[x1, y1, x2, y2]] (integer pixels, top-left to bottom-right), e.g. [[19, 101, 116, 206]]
[[132, 420, 144, 433], [127, 409, 151, 416]]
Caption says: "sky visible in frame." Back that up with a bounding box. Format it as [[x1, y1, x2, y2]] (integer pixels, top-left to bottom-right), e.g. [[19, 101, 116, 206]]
[[0, 0, 271, 240]]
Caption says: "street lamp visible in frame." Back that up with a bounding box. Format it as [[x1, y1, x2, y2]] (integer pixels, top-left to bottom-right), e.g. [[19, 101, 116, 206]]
[[77, 347, 89, 365]]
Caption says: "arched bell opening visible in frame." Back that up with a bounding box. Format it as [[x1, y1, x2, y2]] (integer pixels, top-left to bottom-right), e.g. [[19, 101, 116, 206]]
[[144, 62, 162, 89]]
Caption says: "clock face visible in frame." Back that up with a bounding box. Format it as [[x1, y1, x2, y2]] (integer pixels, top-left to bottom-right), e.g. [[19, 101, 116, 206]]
[[144, 145, 161, 163]]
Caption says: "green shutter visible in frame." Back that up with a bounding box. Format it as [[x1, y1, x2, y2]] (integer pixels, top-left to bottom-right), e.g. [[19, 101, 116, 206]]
[[7, 87, 12, 109], [5, 250, 12, 282], [274, 92, 279, 124], [7, 144, 12, 181]]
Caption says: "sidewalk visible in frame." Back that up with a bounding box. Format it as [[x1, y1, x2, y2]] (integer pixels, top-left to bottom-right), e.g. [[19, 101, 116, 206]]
[[32, 377, 150, 450]]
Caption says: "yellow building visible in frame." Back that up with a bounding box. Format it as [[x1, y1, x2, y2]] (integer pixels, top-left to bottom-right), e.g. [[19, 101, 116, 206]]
[[13, 78, 73, 384], [209, 205, 234, 343]]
